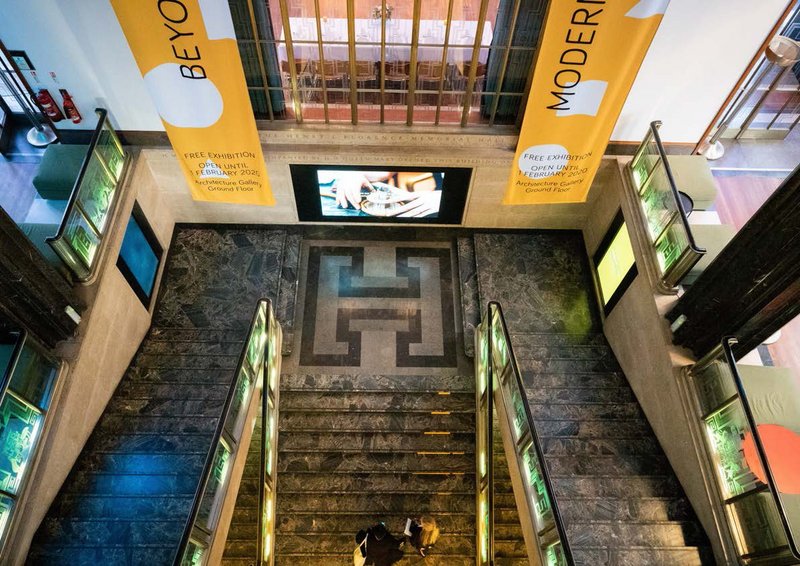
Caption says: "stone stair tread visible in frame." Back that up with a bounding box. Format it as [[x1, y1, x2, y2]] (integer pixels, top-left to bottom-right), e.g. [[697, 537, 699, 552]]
[[279, 390, 474, 412], [280, 373, 474, 393], [571, 546, 712, 566], [535, 418, 654, 438], [558, 496, 696, 523], [274, 533, 474, 555], [277, 431, 475, 453], [276, 451, 473, 473], [279, 412, 474, 433], [508, 332, 608, 347], [526, 386, 635, 404], [528, 402, 644, 421], [276, 493, 475, 514], [276, 513, 475, 534], [524, 372, 627, 389], [277, 471, 475, 493]]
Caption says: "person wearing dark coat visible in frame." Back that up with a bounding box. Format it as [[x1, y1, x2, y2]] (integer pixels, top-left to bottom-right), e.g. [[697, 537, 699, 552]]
[[355, 522, 404, 566]]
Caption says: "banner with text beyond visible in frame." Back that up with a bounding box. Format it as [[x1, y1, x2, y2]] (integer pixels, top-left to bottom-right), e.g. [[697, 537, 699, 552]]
[[111, 0, 274, 205], [504, 0, 669, 204]]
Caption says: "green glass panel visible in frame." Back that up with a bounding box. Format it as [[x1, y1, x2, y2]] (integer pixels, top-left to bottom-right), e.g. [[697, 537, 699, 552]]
[[0, 394, 43, 495], [9, 339, 58, 411], [655, 222, 689, 275], [705, 402, 762, 499], [196, 441, 232, 529], [476, 325, 488, 397], [265, 398, 275, 476], [545, 540, 566, 566], [490, 311, 509, 372], [505, 380, 528, 442], [0, 494, 14, 546], [630, 152, 659, 192], [728, 491, 788, 556], [180, 539, 207, 566], [522, 442, 552, 533], [693, 361, 737, 416], [95, 127, 125, 179], [640, 175, 674, 242], [267, 312, 280, 393], [78, 155, 116, 234], [64, 209, 100, 268], [226, 365, 254, 439]]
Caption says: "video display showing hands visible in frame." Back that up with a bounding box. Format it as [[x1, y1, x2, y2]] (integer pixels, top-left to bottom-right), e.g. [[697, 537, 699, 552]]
[[318, 170, 444, 219]]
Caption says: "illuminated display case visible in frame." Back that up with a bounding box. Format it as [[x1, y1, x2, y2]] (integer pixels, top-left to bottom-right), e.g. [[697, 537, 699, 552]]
[[179, 300, 282, 566], [47, 109, 129, 282], [0, 330, 60, 548], [627, 121, 703, 290], [690, 344, 798, 563]]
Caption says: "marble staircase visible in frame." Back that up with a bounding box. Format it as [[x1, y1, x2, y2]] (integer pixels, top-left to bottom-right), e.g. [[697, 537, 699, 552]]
[[511, 331, 712, 566], [28, 326, 248, 564], [272, 372, 477, 565]]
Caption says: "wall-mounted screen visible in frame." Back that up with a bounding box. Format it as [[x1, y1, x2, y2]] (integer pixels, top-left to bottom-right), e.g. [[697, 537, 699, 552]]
[[117, 203, 163, 308], [291, 165, 471, 224]]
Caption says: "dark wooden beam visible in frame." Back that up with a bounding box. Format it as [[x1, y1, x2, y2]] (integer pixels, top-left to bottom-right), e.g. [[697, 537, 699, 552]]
[[0, 208, 85, 348], [668, 165, 800, 357]]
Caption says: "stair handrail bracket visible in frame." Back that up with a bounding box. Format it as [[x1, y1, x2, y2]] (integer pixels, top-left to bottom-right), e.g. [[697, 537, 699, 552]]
[[477, 301, 575, 566], [174, 298, 283, 566], [687, 336, 800, 563]]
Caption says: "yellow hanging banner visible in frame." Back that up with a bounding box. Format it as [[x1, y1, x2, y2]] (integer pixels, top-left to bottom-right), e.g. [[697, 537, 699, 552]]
[[110, 0, 274, 205], [504, 0, 668, 204]]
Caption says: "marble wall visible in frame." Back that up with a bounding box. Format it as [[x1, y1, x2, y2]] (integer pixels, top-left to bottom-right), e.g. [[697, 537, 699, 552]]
[[135, 127, 598, 230]]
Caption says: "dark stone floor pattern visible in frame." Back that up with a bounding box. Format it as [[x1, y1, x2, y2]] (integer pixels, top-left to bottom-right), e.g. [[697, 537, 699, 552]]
[[27, 227, 291, 565], [474, 232, 713, 566], [299, 244, 457, 370]]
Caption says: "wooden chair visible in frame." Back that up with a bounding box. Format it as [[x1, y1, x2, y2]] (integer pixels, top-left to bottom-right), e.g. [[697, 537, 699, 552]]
[[385, 61, 410, 105], [416, 61, 445, 106], [458, 61, 486, 107], [321, 60, 348, 104], [353, 61, 377, 104]]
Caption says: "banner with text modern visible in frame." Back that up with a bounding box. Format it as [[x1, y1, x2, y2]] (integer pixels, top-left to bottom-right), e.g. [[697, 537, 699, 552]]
[[504, 0, 669, 204]]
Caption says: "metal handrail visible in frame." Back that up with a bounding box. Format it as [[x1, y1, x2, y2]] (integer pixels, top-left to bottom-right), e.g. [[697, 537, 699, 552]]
[[719, 336, 800, 560], [648, 122, 704, 256], [174, 299, 271, 565], [257, 380, 269, 566], [487, 302, 574, 565]]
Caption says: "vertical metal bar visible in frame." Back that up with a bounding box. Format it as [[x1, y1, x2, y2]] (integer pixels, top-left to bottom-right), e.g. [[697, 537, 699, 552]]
[[246, 0, 275, 121], [346, 0, 358, 124], [434, 0, 455, 125], [406, 0, 423, 126], [460, 0, 490, 127], [312, 0, 329, 123], [379, 0, 387, 123], [488, 0, 523, 126], [735, 65, 790, 139], [765, 84, 797, 130], [278, 0, 303, 123]]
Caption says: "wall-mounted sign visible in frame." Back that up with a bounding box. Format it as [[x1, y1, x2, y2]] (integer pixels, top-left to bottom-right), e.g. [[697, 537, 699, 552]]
[[8, 50, 34, 71], [110, 0, 274, 205], [504, 0, 669, 205]]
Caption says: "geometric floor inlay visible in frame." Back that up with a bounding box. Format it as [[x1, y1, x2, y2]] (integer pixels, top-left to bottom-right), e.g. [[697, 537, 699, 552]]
[[299, 243, 458, 369]]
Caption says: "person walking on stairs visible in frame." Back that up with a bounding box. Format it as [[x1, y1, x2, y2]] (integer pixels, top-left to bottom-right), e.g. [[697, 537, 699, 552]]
[[404, 516, 440, 557], [355, 522, 404, 566]]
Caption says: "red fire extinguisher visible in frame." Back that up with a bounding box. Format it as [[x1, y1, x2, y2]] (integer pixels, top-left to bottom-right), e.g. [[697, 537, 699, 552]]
[[36, 89, 64, 122], [60, 89, 82, 124]]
